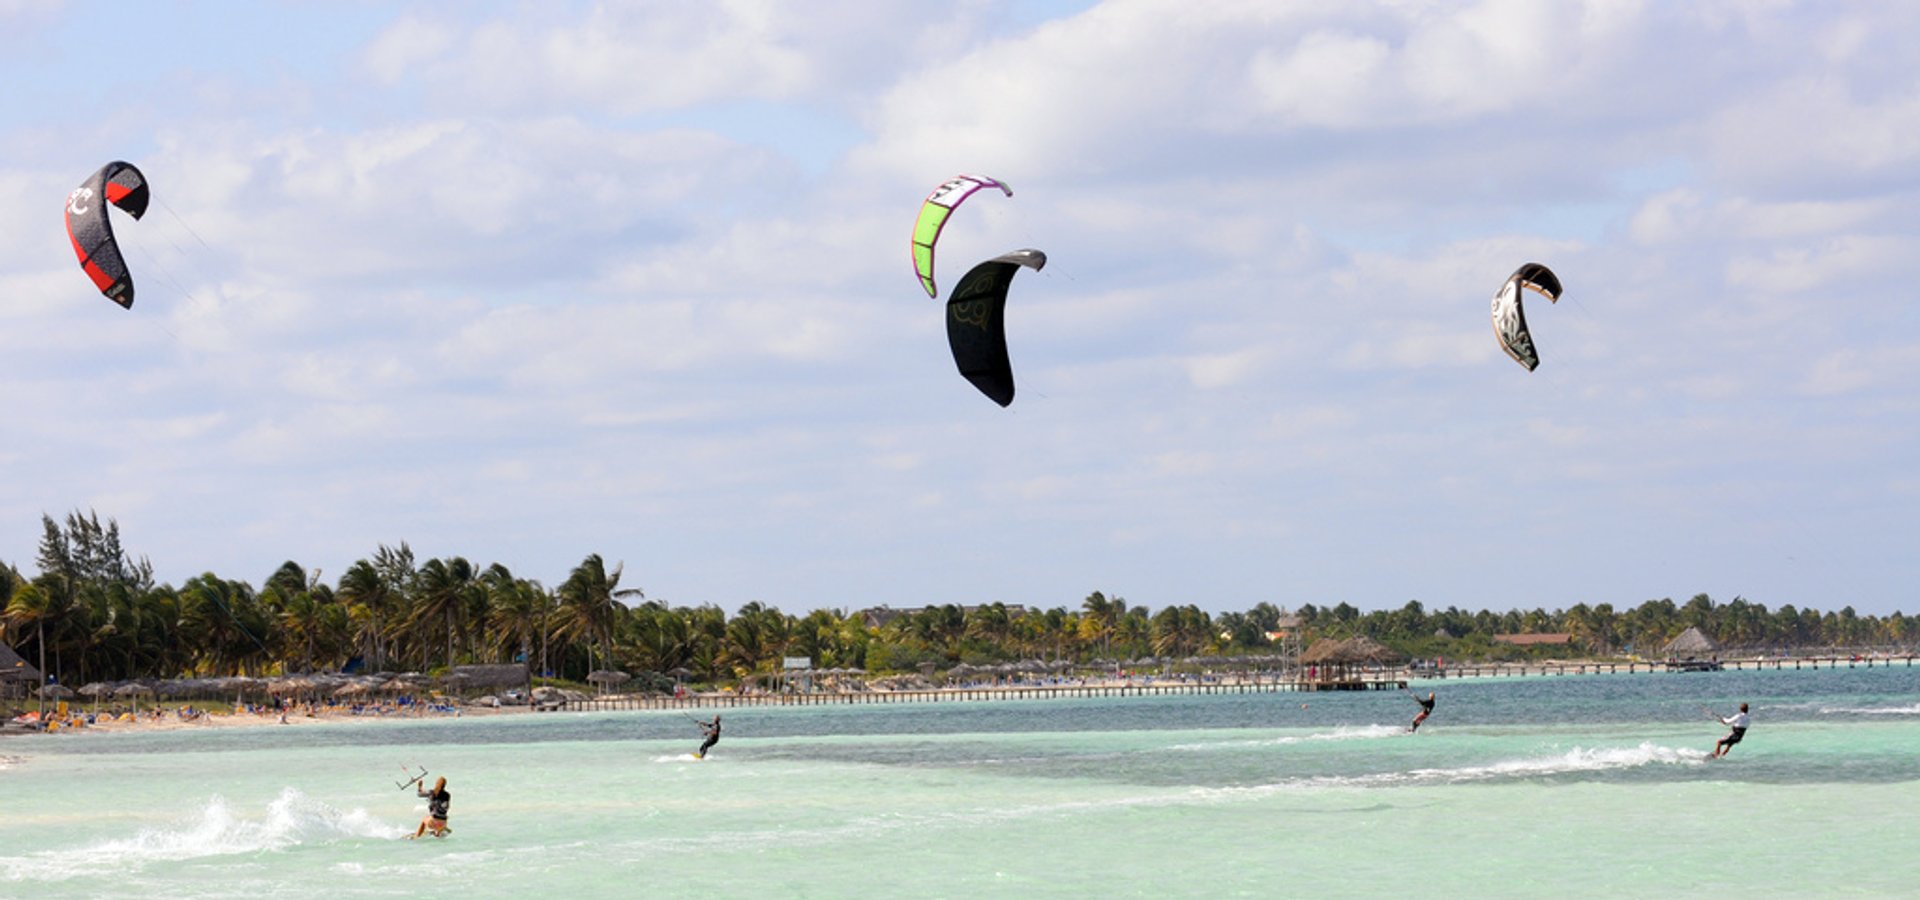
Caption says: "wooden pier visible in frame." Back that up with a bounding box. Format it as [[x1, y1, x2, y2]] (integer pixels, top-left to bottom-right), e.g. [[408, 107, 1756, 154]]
[[551, 676, 1408, 712], [546, 654, 1917, 713], [1424, 654, 1917, 679]]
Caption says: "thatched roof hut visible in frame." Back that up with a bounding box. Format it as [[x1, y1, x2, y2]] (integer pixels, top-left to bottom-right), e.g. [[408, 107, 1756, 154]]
[[1662, 626, 1721, 659], [1335, 636, 1401, 664], [449, 664, 528, 692], [1299, 638, 1344, 665], [1, 643, 42, 687], [1299, 636, 1401, 686]]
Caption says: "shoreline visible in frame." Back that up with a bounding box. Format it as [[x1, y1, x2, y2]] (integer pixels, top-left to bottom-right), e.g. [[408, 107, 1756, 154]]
[[10, 652, 1914, 737], [4, 702, 535, 737]]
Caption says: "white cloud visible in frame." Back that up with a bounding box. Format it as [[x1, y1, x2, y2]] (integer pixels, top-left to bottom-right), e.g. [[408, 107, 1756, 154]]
[[1726, 234, 1912, 295], [1799, 345, 1920, 397], [358, 1, 949, 117], [1184, 347, 1269, 389], [2, 0, 1919, 617]]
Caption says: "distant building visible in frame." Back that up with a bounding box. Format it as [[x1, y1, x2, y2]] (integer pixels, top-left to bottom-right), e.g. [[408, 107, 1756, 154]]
[[447, 664, 530, 694], [1, 643, 43, 700], [1493, 633, 1574, 646]]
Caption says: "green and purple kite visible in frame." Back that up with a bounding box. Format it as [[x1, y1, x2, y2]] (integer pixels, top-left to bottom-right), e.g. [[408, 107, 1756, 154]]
[[911, 174, 1012, 298]]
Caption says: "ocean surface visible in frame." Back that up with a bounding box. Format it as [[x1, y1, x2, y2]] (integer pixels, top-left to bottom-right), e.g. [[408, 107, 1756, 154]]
[[3, 665, 1917, 898]]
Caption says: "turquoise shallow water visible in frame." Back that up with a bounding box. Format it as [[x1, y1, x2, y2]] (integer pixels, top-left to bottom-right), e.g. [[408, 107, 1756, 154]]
[[3, 666, 1917, 898]]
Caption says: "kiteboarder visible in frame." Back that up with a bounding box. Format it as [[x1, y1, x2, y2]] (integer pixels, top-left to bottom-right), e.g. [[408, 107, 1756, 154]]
[[1408, 690, 1436, 732], [1712, 703, 1750, 758], [694, 714, 721, 759], [410, 776, 451, 839]]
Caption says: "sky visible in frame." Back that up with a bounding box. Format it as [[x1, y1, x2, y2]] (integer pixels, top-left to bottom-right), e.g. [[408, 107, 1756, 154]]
[[1, 1, 1916, 618]]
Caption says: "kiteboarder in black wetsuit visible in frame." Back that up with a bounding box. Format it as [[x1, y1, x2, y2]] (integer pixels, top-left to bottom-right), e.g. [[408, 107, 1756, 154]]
[[695, 715, 721, 759], [1408, 691, 1436, 732], [410, 776, 451, 839]]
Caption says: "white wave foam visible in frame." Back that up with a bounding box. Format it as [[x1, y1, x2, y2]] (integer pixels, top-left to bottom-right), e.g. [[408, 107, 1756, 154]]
[[1818, 703, 1920, 716], [1305, 724, 1410, 743], [1294, 741, 1708, 790], [1, 788, 402, 883], [1167, 723, 1409, 752]]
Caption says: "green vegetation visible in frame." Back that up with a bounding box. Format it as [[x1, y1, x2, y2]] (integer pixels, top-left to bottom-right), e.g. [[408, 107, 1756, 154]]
[[3, 512, 1915, 691]]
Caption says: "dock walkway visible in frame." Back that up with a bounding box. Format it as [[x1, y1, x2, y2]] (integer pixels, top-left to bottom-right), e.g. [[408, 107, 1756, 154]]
[[548, 654, 1916, 713], [553, 676, 1406, 712]]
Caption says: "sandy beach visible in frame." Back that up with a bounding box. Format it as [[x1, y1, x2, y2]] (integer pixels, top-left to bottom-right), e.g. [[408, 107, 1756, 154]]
[[7, 701, 533, 737]]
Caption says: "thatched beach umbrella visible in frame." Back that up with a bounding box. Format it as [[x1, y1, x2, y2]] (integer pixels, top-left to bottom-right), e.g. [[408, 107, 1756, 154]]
[[159, 678, 212, 700], [112, 681, 155, 713], [36, 683, 75, 700], [213, 676, 262, 708], [586, 670, 631, 696], [377, 673, 428, 698], [212, 675, 260, 694], [77, 681, 114, 713]]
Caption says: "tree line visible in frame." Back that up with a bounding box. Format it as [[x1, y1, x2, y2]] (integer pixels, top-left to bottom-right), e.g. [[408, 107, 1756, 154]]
[[3, 512, 1914, 691]]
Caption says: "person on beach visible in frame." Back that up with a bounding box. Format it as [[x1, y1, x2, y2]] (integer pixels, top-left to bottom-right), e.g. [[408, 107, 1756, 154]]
[[1713, 703, 1750, 758], [410, 776, 451, 839], [1408, 691, 1436, 732], [695, 715, 721, 759]]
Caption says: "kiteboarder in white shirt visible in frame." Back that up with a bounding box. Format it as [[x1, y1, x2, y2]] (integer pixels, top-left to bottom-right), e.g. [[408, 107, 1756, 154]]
[[1713, 703, 1750, 758]]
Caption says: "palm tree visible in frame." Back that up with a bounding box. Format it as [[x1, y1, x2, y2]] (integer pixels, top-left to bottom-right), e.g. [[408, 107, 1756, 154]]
[[481, 564, 542, 666], [722, 603, 783, 682], [1150, 605, 1212, 658], [1080, 591, 1118, 658], [0, 563, 15, 645], [1115, 604, 1151, 659], [178, 574, 273, 676], [412, 557, 479, 671], [3, 582, 55, 701], [619, 601, 678, 674], [966, 603, 1016, 650], [685, 605, 728, 681], [274, 583, 337, 674], [263, 561, 321, 672], [557, 554, 642, 676], [337, 544, 412, 672]]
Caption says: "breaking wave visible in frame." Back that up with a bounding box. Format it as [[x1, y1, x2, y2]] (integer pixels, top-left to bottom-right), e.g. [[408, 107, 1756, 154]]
[[1817, 703, 1920, 716], [1288, 741, 1709, 789], [0, 788, 400, 883], [1167, 723, 1409, 752]]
